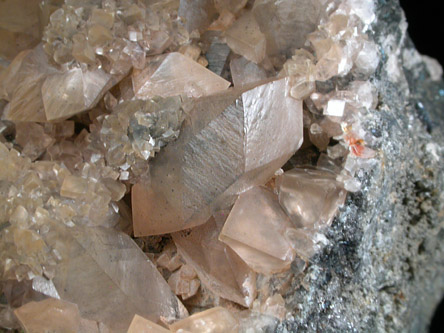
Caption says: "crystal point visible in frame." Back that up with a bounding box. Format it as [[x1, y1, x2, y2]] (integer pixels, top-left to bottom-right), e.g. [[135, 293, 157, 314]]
[[219, 186, 296, 275], [132, 78, 303, 236], [276, 167, 347, 229], [169, 307, 238, 333], [133, 52, 231, 100]]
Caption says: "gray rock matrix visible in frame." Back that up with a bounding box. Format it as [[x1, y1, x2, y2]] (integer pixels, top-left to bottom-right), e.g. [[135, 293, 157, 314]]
[[278, 1, 444, 332]]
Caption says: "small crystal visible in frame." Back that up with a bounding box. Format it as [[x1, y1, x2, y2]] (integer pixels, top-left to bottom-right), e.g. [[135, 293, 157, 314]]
[[127, 315, 170, 333], [276, 167, 347, 229], [169, 307, 238, 333], [173, 215, 256, 307], [230, 56, 267, 88], [132, 52, 231, 99], [225, 13, 266, 64], [14, 298, 81, 332], [219, 187, 296, 275]]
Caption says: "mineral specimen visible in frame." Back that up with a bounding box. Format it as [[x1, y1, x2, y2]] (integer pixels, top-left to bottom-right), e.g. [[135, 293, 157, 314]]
[[132, 78, 303, 236], [1, 0, 442, 331]]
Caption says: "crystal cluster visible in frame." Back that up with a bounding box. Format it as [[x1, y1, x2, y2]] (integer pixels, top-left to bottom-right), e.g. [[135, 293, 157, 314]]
[[0, 0, 380, 331]]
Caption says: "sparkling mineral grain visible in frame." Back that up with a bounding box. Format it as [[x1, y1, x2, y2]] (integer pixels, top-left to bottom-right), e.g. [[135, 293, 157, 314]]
[[173, 215, 256, 307], [132, 78, 303, 236], [276, 167, 347, 229], [132, 52, 231, 99], [219, 187, 296, 275], [169, 307, 238, 333]]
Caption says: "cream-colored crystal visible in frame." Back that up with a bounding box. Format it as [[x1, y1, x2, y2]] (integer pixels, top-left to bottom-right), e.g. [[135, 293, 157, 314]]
[[127, 315, 170, 333], [220, 187, 296, 275], [225, 13, 266, 64], [169, 307, 238, 333], [132, 78, 303, 236], [133, 52, 230, 99], [276, 167, 347, 229], [14, 298, 81, 333]]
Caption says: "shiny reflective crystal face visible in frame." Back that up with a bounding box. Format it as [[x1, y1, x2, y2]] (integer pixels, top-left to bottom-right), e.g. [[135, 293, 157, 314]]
[[0, 0, 380, 330]]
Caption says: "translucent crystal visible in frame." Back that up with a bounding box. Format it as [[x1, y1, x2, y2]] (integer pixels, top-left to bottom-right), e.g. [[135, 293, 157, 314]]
[[132, 78, 303, 236], [132, 52, 231, 99], [14, 297, 103, 332], [47, 225, 187, 331], [276, 167, 347, 229], [127, 315, 171, 333], [173, 215, 256, 307], [220, 187, 296, 275], [178, 0, 217, 33], [252, 0, 321, 55], [225, 13, 266, 64], [169, 307, 238, 333], [167, 264, 201, 300], [230, 56, 267, 88]]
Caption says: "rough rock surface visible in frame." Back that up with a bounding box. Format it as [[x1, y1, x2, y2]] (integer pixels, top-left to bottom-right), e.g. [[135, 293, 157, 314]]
[[277, 1, 444, 332]]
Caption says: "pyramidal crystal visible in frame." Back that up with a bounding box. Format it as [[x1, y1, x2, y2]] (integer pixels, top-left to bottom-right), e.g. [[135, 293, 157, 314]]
[[132, 78, 303, 236]]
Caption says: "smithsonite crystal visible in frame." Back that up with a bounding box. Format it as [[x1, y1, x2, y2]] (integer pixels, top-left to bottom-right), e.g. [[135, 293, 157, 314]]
[[132, 52, 231, 99], [219, 186, 296, 275], [132, 78, 303, 236]]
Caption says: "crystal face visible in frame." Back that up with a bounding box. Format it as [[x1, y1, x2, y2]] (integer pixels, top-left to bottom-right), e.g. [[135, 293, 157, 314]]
[[276, 168, 347, 229], [132, 78, 303, 236], [0, 0, 382, 330], [219, 187, 296, 275]]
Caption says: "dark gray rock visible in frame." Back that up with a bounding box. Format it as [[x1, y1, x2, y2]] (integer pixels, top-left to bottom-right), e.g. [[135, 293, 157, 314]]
[[278, 1, 444, 332]]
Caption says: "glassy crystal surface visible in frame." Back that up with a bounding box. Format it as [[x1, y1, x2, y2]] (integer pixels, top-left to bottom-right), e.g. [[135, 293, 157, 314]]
[[14, 298, 82, 332], [219, 186, 296, 275], [276, 167, 347, 229], [225, 13, 266, 64], [132, 52, 231, 99], [132, 78, 303, 236], [127, 314, 171, 333], [47, 225, 187, 331], [173, 215, 256, 307], [230, 56, 267, 88], [169, 307, 238, 333], [252, 0, 321, 55]]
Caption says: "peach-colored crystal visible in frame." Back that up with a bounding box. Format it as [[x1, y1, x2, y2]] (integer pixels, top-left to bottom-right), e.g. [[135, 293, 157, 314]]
[[132, 52, 230, 99], [14, 298, 81, 332], [132, 78, 303, 236], [169, 307, 238, 333], [127, 315, 171, 333], [173, 216, 256, 307], [219, 187, 296, 275], [276, 167, 347, 229], [225, 13, 266, 64]]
